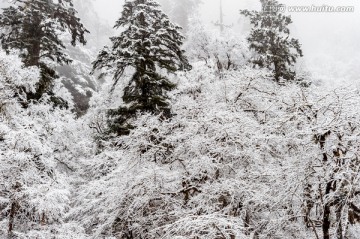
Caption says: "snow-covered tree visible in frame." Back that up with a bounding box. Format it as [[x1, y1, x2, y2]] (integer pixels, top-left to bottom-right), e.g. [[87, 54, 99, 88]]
[[0, 1, 359, 238], [0, 50, 61, 237], [186, 18, 249, 73], [0, 48, 96, 238], [74, 55, 311, 238], [240, 0, 303, 82], [299, 89, 360, 239], [0, 0, 88, 101], [92, 0, 191, 136]]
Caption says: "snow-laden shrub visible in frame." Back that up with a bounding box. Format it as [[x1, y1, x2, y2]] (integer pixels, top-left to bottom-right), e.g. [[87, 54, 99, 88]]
[[185, 19, 250, 73], [73, 62, 318, 238], [0, 51, 93, 238], [0, 50, 39, 116]]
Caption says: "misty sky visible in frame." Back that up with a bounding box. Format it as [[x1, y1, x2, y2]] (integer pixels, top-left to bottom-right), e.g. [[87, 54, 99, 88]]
[[92, 0, 360, 52], [91, 0, 360, 84], [93, 0, 359, 28], [1, 0, 358, 83]]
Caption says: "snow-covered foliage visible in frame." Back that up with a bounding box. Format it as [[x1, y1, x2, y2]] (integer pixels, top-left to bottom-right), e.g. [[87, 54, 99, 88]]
[[186, 19, 250, 72], [0, 51, 93, 238], [74, 56, 360, 238], [0, 50, 39, 108], [92, 0, 190, 135], [0, 0, 89, 108], [0, 0, 88, 67], [0, 1, 359, 238], [240, 0, 303, 82]]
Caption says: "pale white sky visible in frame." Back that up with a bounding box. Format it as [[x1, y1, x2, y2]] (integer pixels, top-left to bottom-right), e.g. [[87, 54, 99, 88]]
[[91, 0, 360, 83], [92, 0, 359, 25], [92, 0, 360, 55], [1, 0, 358, 83], [93, 0, 123, 24]]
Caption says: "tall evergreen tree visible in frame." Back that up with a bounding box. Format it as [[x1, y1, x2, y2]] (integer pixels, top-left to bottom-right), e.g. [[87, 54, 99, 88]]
[[93, 0, 191, 136], [0, 0, 88, 101], [240, 0, 303, 82]]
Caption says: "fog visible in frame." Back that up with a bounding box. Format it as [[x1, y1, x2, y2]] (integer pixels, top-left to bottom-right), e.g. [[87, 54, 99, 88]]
[[91, 0, 359, 85], [93, 0, 123, 24], [0, 0, 358, 84]]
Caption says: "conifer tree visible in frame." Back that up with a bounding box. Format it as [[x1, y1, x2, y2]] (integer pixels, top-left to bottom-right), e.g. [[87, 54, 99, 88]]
[[0, 0, 88, 102], [93, 0, 191, 136], [240, 0, 303, 82]]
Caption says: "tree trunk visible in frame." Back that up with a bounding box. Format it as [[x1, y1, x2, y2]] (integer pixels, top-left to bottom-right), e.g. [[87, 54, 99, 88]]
[[322, 182, 332, 239], [26, 40, 41, 67], [336, 206, 343, 239], [24, 14, 42, 67], [8, 201, 16, 235], [322, 203, 331, 239], [304, 183, 314, 227], [273, 58, 280, 82]]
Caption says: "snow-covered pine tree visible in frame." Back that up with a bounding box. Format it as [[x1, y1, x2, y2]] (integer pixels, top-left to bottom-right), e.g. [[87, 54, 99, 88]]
[[0, 0, 88, 102], [93, 0, 191, 136], [240, 0, 303, 82]]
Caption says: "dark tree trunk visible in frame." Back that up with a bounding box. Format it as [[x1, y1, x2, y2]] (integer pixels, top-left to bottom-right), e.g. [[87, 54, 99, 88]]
[[26, 40, 41, 67], [322, 182, 332, 239], [8, 201, 16, 235], [336, 205, 343, 239], [273, 58, 281, 82], [322, 203, 331, 239], [24, 14, 42, 67], [304, 183, 314, 227]]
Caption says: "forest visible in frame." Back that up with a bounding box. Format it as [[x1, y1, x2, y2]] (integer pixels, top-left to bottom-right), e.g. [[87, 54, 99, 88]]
[[0, 0, 359, 238]]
